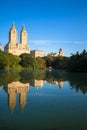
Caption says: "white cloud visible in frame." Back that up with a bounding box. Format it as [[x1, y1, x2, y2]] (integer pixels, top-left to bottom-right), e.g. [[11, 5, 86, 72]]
[[29, 40, 86, 45]]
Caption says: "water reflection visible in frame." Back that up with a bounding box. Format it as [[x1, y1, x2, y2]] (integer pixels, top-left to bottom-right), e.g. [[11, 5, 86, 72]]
[[4, 82, 29, 112], [32, 80, 45, 88], [0, 69, 87, 93], [0, 70, 87, 113], [53, 80, 64, 88], [3, 79, 65, 113], [0, 70, 87, 130], [0, 86, 3, 91]]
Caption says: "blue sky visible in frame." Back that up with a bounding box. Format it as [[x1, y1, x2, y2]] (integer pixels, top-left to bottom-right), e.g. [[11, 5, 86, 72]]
[[0, 0, 87, 56]]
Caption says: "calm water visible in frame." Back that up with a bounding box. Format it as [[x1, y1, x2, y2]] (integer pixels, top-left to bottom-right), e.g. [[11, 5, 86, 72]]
[[0, 70, 87, 130]]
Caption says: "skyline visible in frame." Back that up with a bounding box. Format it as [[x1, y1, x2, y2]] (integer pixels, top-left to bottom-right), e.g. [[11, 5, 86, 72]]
[[0, 0, 87, 56]]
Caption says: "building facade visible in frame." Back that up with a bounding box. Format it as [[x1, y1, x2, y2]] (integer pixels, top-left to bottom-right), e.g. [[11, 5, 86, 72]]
[[30, 49, 45, 57], [4, 23, 30, 56]]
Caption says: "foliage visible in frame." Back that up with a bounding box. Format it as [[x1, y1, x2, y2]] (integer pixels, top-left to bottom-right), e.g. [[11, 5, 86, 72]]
[[44, 54, 68, 69], [20, 53, 38, 69], [0, 51, 21, 69], [52, 56, 69, 69], [0, 49, 87, 72], [44, 55, 54, 68], [36, 57, 46, 69], [68, 50, 87, 72]]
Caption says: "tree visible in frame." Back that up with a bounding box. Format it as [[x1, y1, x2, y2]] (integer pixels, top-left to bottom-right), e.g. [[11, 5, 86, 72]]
[[0, 51, 21, 69], [36, 57, 46, 69], [68, 50, 87, 72], [44, 55, 54, 68], [20, 53, 38, 69], [52, 56, 69, 69]]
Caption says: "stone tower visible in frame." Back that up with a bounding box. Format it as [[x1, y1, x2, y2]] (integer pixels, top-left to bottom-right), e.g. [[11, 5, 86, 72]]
[[9, 23, 17, 44], [4, 23, 30, 55], [59, 48, 64, 56], [20, 26, 28, 44]]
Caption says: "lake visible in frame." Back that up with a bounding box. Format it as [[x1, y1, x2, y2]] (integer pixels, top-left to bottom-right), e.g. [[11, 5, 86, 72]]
[[0, 69, 87, 130]]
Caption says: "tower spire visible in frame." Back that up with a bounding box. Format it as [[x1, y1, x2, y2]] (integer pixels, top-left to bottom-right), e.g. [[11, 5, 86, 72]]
[[22, 24, 26, 32], [11, 22, 15, 29], [9, 22, 17, 44], [12, 21, 14, 25], [20, 25, 28, 44]]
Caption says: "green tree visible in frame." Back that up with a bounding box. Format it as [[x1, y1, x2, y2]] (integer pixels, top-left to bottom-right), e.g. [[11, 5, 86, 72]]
[[20, 53, 38, 69], [0, 51, 21, 69], [52, 56, 69, 69], [44, 55, 54, 68], [36, 57, 46, 69], [68, 50, 87, 72]]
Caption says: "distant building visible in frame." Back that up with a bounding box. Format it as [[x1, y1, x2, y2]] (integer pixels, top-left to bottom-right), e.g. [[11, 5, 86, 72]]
[[59, 48, 64, 56], [4, 23, 30, 56], [48, 48, 64, 57], [3, 23, 64, 57], [31, 49, 45, 57]]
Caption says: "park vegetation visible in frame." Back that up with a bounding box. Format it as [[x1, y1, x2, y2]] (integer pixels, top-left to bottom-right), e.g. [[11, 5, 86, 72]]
[[68, 50, 87, 72], [0, 51, 21, 69], [0, 49, 87, 72]]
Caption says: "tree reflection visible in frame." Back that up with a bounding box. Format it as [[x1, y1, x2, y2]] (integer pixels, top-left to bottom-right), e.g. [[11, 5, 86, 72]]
[[0, 69, 87, 94], [67, 72, 87, 94], [0, 69, 87, 113]]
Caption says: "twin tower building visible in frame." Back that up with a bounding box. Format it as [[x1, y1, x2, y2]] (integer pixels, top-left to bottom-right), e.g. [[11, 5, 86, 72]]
[[4, 23, 64, 57], [4, 23, 30, 56]]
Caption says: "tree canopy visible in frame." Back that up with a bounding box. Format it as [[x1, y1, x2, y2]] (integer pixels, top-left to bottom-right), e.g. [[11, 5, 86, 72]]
[[0, 49, 87, 72], [20, 53, 38, 69], [0, 51, 21, 69], [68, 50, 87, 72]]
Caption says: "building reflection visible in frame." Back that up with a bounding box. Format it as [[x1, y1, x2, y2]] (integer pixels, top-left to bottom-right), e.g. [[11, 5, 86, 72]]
[[3, 79, 64, 113], [32, 80, 44, 88], [4, 81, 29, 113], [4, 80, 45, 113], [53, 81, 64, 88]]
